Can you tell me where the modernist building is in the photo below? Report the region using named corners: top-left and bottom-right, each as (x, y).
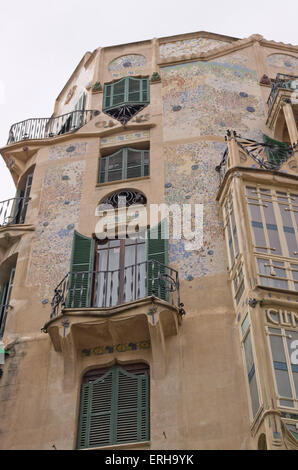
top-left (0, 30), bottom-right (298, 450)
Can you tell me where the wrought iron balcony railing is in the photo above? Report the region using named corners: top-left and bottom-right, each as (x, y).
top-left (267, 73), bottom-right (298, 111)
top-left (216, 131), bottom-right (293, 184)
top-left (7, 109), bottom-right (97, 144)
top-left (50, 260), bottom-right (182, 319)
top-left (0, 196), bottom-right (31, 227)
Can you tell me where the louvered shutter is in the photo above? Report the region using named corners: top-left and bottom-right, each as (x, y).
top-left (116, 367), bottom-right (150, 444)
top-left (0, 269), bottom-right (15, 338)
top-left (67, 231), bottom-right (94, 308)
top-left (78, 369), bottom-right (113, 449)
top-left (78, 365), bottom-right (149, 449)
top-left (128, 78), bottom-right (142, 103)
top-left (103, 84), bottom-right (112, 109)
top-left (111, 78), bottom-right (126, 107)
top-left (141, 78), bottom-right (149, 103)
top-left (263, 134), bottom-right (290, 166)
top-left (147, 221), bottom-right (168, 301)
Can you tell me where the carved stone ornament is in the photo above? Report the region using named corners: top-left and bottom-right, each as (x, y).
top-left (64, 85), bottom-right (77, 105)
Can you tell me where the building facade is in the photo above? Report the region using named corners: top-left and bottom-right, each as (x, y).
top-left (0, 31), bottom-right (298, 450)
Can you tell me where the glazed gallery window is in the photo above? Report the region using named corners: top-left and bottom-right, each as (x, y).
top-left (246, 187), bottom-right (298, 259)
top-left (98, 148), bottom-right (149, 184)
top-left (241, 314), bottom-right (261, 419)
top-left (256, 258), bottom-right (298, 291)
top-left (77, 364), bottom-right (150, 449)
top-left (223, 191), bottom-right (239, 269)
top-left (267, 327), bottom-right (298, 409)
top-left (103, 77), bottom-right (150, 111)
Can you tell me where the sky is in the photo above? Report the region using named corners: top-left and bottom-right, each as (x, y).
top-left (0, 0), bottom-right (297, 201)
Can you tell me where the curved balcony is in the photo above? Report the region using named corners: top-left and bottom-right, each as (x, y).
top-left (7, 109), bottom-right (98, 144)
top-left (0, 196), bottom-right (31, 227)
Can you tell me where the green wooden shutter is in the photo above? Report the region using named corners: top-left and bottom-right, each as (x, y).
top-left (128, 77), bottom-right (142, 103)
top-left (77, 365), bottom-right (149, 449)
top-left (111, 78), bottom-right (126, 107)
top-left (147, 221), bottom-right (168, 301)
top-left (67, 231), bottom-right (94, 308)
top-left (263, 134), bottom-right (290, 167)
top-left (141, 78), bottom-right (150, 103)
top-left (103, 84), bottom-right (112, 109)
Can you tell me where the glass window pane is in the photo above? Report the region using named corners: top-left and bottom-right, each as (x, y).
top-left (241, 314), bottom-right (250, 337)
top-left (269, 334), bottom-right (287, 363)
top-left (243, 332), bottom-right (254, 376)
top-left (249, 371), bottom-right (260, 417)
top-left (275, 369), bottom-right (293, 398)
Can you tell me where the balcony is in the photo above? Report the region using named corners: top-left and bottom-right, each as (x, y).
top-left (7, 109), bottom-right (97, 144)
top-left (267, 74), bottom-right (298, 112)
top-left (216, 130), bottom-right (295, 185)
top-left (43, 260), bottom-right (184, 376)
top-left (0, 196), bottom-right (31, 227)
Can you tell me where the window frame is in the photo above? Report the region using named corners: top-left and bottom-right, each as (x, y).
top-left (103, 77), bottom-right (150, 111)
top-left (98, 147), bottom-right (150, 185)
top-left (240, 312), bottom-right (262, 421)
top-left (267, 325), bottom-right (298, 410)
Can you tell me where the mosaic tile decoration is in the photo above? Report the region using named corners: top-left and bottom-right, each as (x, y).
top-left (164, 141), bottom-right (228, 280)
top-left (27, 160), bottom-right (85, 299)
top-left (101, 131), bottom-right (150, 147)
top-left (108, 54), bottom-right (147, 78)
top-left (159, 38), bottom-right (230, 60)
top-left (161, 53), bottom-right (266, 142)
top-left (49, 142), bottom-right (88, 161)
top-left (267, 54), bottom-right (298, 71)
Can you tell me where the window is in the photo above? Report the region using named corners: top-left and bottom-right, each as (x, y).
top-left (98, 148), bottom-right (149, 184)
top-left (0, 267), bottom-right (15, 338)
top-left (246, 187), bottom-right (298, 259)
top-left (241, 314), bottom-right (261, 419)
top-left (103, 77), bottom-right (150, 124)
top-left (268, 327), bottom-right (298, 409)
top-left (233, 262), bottom-right (245, 305)
top-left (77, 364), bottom-right (150, 449)
top-left (256, 258), bottom-right (298, 291)
top-left (67, 222), bottom-right (169, 309)
top-left (223, 192), bottom-right (239, 269)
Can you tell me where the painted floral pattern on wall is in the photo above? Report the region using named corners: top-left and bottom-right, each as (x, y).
top-left (159, 38), bottom-right (230, 60)
top-left (164, 141), bottom-right (228, 280)
top-left (161, 53), bottom-right (266, 142)
top-left (267, 54), bottom-right (298, 72)
top-left (28, 160), bottom-right (85, 299)
top-left (108, 54), bottom-right (147, 78)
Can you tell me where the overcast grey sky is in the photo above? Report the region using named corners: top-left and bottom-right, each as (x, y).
top-left (0, 0), bottom-right (297, 201)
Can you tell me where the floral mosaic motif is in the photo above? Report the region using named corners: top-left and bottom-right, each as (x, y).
top-left (164, 141), bottom-right (228, 280)
top-left (159, 38), bottom-right (230, 60)
top-left (108, 54), bottom-right (147, 78)
top-left (267, 54), bottom-right (298, 71)
top-left (27, 160), bottom-right (85, 299)
top-left (161, 54), bottom-right (266, 142)
top-left (101, 130), bottom-right (149, 147)
top-left (49, 142), bottom-right (88, 161)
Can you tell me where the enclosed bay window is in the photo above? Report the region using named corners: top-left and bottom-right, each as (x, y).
top-left (241, 313), bottom-right (261, 419)
top-left (246, 186), bottom-right (298, 259)
top-left (77, 364), bottom-right (150, 449)
top-left (98, 148), bottom-right (149, 184)
top-left (223, 191), bottom-right (239, 269)
top-left (267, 326), bottom-right (298, 409)
top-left (256, 258), bottom-right (298, 291)
top-left (103, 77), bottom-right (150, 124)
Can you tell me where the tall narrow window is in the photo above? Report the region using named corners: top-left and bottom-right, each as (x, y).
top-left (77, 364), bottom-right (150, 449)
top-left (98, 148), bottom-right (150, 184)
top-left (0, 267), bottom-right (15, 338)
top-left (241, 314), bottom-right (261, 419)
top-left (268, 327), bottom-right (298, 409)
top-left (223, 192), bottom-right (239, 269)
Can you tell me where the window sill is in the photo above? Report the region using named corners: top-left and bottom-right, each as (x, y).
top-left (96, 175), bottom-right (150, 188)
top-left (81, 441), bottom-right (151, 451)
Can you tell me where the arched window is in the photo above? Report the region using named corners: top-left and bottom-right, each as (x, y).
top-left (103, 77), bottom-right (150, 124)
top-left (98, 147), bottom-right (149, 184)
top-left (77, 363), bottom-right (150, 449)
